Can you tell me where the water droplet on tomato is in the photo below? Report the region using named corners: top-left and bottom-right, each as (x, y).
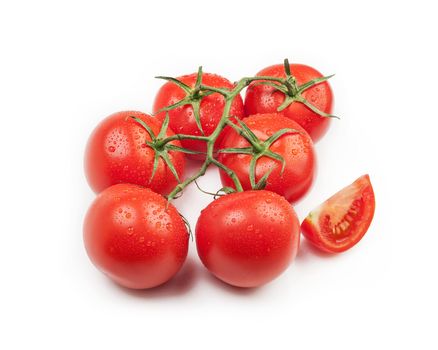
top-left (231, 218), bottom-right (236, 223)
top-left (125, 213), bottom-right (131, 219)
top-left (166, 223), bottom-right (172, 230)
top-left (155, 222), bottom-right (161, 229)
top-left (108, 146), bottom-right (116, 152)
top-left (141, 143), bottom-right (147, 148)
top-left (127, 227), bottom-right (134, 235)
top-left (247, 224), bottom-right (254, 231)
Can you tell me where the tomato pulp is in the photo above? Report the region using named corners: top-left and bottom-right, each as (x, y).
top-left (301, 175), bottom-right (375, 253)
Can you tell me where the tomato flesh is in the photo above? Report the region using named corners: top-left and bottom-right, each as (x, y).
top-left (301, 175), bottom-right (375, 253)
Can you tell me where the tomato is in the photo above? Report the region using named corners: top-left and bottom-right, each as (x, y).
top-left (301, 175), bottom-right (375, 253)
top-left (153, 72), bottom-right (244, 160)
top-left (196, 190), bottom-right (300, 288)
top-left (83, 184), bottom-right (189, 289)
top-left (244, 63), bottom-right (334, 142)
top-left (218, 113), bottom-right (316, 204)
top-left (84, 111), bottom-right (185, 195)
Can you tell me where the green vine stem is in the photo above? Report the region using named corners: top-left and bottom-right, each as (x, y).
top-left (133, 59), bottom-right (336, 201)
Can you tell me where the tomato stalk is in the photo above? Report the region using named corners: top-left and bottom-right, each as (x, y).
top-left (133, 59), bottom-right (336, 201)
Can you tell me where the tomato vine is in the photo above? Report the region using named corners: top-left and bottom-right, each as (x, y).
top-left (131, 59), bottom-right (336, 201)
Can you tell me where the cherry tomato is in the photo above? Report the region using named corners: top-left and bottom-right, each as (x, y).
top-left (196, 190), bottom-right (300, 288)
top-left (153, 72), bottom-right (244, 160)
top-left (84, 111), bottom-right (185, 196)
top-left (218, 113), bottom-right (316, 204)
top-left (245, 63), bottom-right (333, 142)
top-left (301, 175), bottom-right (375, 253)
top-left (83, 184), bottom-right (189, 289)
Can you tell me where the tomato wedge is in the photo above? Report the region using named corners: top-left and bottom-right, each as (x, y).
top-left (301, 175), bottom-right (375, 253)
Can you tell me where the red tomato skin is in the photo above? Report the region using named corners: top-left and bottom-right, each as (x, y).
top-left (83, 184), bottom-right (189, 289)
top-left (245, 64), bottom-right (333, 142)
top-left (218, 113), bottom-right (316, 204)
top-left (301, 175), bottom-right (375, 253)
top-left (153, 73), bottom-right (244, 160)
top-left (196, 190), bottom-right (300, 288)
top-left (84, 111), bottom-right (185, 195)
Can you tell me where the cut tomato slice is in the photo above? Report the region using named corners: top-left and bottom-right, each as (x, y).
top-left (301, 174), bottom-right (375, 253)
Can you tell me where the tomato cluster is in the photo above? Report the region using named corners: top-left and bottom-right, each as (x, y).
top-left (83, 60), bottom-right (375, 290)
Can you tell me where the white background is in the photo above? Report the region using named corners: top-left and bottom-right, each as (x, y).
top-left (1, 0), bottom-right (437, 349)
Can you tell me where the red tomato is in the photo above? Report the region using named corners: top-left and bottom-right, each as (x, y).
top-left (153, 72), bottom-right (244, 160)
top-left (84, 111), bottom-right (185, 195)
top-left (196, 190), bottom-right (300, 288)
top-left (218, 113), bottom-right (316, 204)
top-left (301, 175), bottom-right (375, 253)
top-left (83, 184), bottom-right (189, 289)
top-left (245, 63), bottom-right (334, 142)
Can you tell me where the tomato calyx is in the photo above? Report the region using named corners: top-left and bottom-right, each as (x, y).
top-left (218, 118), bottom-right (301, 189)
top-left (253, 59), bottom-right (338, 119)
top-left (154, 66), bottom-right (219, 135)
top-left (131, 113), bottom-right (201, 186)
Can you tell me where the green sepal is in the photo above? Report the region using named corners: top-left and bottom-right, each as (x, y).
top-left (295, 96), bottom-right (339, 119)
top-left (153, 98), bottom-right (189, 115)
top-left (264, 127), bottom-right (301, 147)
top-left (264, 150), bottom-right (286, 175)
top-left (297, 74), bottom-right (335, 93)
top-left (130, 116), bottom-right (156, 141)
top-left (157, 112), bottom-right (170, 140)
top-left (254, 168), bottom-right (274, 190)
top-left (160, 151), bottom-right (181, 183)
top-left (236, 119), bottom-right (258, 143)
top-left (191, 99), bottom-right (205, 135)
top-left (249, 154), bottom-right (262, 188)
top-left (277, 95), bottom-right (295, 112)
top-left (155, 76), bottom-right (191, 93)
top-left (251, 81), bottom-right (288, 94)
top-left (149, 152), bottom-right (160, 184)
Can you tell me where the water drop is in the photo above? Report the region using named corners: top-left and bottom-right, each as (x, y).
top-left (108, 146), bottom-right (116, 153)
